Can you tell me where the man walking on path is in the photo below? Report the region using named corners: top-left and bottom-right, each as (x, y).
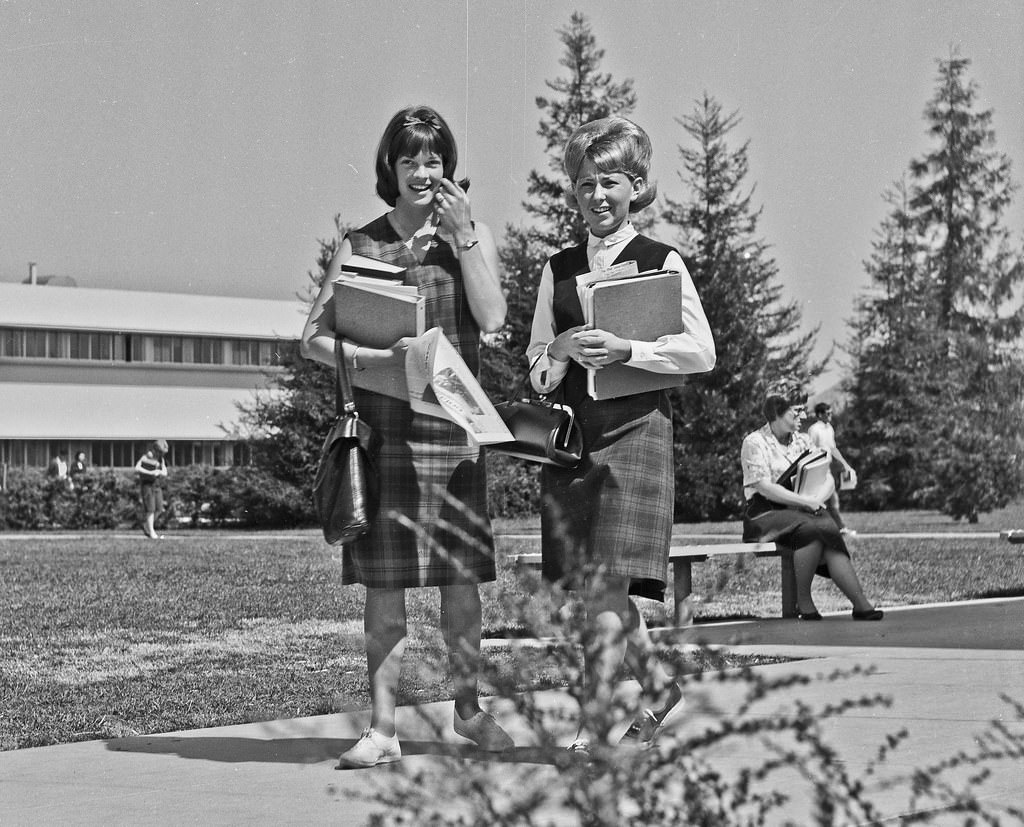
top-left (808, 402), bottom-right (856, 537)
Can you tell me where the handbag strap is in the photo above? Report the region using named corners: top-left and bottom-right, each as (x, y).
top-left (508, 352), bottom-right (547, 402)
top-left (334, 338), bottom-right (357, 416)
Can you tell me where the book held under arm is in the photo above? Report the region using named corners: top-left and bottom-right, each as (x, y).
top-left (777, 448), bottom-right (833, 496)
top-left (405, 327), bottom-right (514, 444)
top-left (580, 269), bottom-right (686, 400)
top-left (333, 276), bottom-right (425, 400)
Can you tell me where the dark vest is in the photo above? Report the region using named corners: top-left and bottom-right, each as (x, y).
top-left (550, 235), bottom-right (677, 406)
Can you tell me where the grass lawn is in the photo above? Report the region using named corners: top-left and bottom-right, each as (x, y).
top-left (2, 501), bottom-right (1023, 750)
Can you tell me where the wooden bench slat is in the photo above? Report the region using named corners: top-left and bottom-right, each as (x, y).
top-left (503, 539), bottom-right (795, 626)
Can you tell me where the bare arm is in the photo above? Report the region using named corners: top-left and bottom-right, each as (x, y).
top-left (434, 178), bottom-right (506, 333)
top-left (752, 474), bottom-right (835, 513)
top-left (300, 236), bottom-right (409, 373)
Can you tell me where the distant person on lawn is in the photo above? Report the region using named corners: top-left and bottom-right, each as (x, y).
top-left (807, 402), bottom-right (856, 537)
top-left (741, 392), bottom-right (882, 621)
top-left (69, 451), bottom-right (88, 480)
top-left (135, 440), bottom-right (168, 540)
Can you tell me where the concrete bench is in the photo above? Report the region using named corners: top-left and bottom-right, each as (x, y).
top-left (507, 540), bottom-right (796, 626)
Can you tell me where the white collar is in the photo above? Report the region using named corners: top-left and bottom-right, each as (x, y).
top-left (587, 223), bottom-right (636, 253)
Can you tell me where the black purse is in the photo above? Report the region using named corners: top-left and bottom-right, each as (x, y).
top-left (490, 355), bottom-right (583, 468)
top-left (313, 339), bottom-right (380, 545)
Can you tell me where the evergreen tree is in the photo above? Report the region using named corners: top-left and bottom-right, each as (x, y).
top-left (237, 220), bottom-right (341, 494)
top-left (663, 95), bottom-right (821, 521)
top-left (844, 54), bottom-right (1024, 519)
top-left (482, 12), bottom-right (638, 397)
top-left (843, 181), bottom-right (948, 509)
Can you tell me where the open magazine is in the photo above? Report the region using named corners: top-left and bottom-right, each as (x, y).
top-left (405, 327), bottom-right (514, 444)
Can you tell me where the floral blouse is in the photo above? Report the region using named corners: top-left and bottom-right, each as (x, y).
top-left (740, 424), bottom-right (814, 500)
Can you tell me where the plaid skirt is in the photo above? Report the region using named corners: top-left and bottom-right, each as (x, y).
top-left (340, 389), bottom-right (495, 588)
top-left (541, 391), bottom-right (673, 601)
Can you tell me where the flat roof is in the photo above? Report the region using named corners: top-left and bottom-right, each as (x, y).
top-left (4, 383), bottom-right (281, 440)
top-left (0, 282), bottom-right (306, 339)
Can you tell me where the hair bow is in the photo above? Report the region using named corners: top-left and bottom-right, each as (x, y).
top-left (403, 113), bottom-right (440, 130)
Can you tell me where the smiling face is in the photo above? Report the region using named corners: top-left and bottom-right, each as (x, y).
top-left (393, 150), bottom-right (443, 208)
top-left (572, 158), bottom-right (641, 238)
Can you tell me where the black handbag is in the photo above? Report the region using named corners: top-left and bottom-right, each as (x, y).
top-left (313, 339), bottom-right (380, 545)
top-left (490, 355), bottom-right (583, 468)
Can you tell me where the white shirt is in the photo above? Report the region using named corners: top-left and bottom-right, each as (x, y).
top-left (807, 420), bottom-right (837, 457)
top-left (527, 224), bottom-right (716, 394)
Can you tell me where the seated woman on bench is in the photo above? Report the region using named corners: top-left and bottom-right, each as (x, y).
top-left (740, 391), bottom-right (883, 621)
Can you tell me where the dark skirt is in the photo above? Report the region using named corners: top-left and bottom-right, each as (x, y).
top-left (340, 389), bottom-right (495, 589)
top-left (742, 493), bottom-right (849, 578)
top-left (540, 391), bottom-right (672, 602)
top-left (139, 482), bottom-right (163, 514)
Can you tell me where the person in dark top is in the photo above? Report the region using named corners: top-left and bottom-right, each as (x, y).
top-left (527, 116), bottom-right (716, 754)
top-left (134, 439), bottom-right (168, 540)
top-left (69, 451), bottom-right (88, 479)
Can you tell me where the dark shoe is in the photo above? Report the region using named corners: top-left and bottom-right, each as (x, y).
top-left (620, 684), bottom-right (686, 744)
top-left (454, 710), bottom-right (514, 751)
top-left (852, 608), bottom-right (884, 621)
top-left (797, 610), bottom-right (823, 621)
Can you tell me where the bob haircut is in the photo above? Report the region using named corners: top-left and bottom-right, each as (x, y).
top-left (762, 392), bottom-right (808, 423)
top-left (562, 116), bottom-right (658, 213)
top-left (374, 105), bottom-right (459, 207)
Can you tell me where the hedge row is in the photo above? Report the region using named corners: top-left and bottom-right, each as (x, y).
top-left (0, 457), bottom-right (541, 531)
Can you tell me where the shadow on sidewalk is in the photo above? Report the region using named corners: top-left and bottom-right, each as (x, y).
top-left (105, 735), bottom-right (564, 767)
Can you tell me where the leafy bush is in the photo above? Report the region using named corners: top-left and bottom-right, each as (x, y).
top-left (0, 465), bottom-right (313, 531)
top-left (486, 453), bottom-right (541, 518)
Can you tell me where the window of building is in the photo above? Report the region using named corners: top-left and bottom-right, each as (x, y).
top-left (2, 327), bottom-right (283, 367)
top-left (1, 440), bottom-right (252, 469)
top-left (0, 328), bottom-right (125, 362)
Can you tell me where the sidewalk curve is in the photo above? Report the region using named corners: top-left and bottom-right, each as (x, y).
top-left (2, 599), bottom-right (1022, 825)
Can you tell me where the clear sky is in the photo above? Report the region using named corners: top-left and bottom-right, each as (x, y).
top-left (3, 1), bottom-right (1022, 391)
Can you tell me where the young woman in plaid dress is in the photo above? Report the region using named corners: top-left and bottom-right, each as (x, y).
top-left (302, 106), bottom-right (512, 767)
top-left (527, 117), bottom-right (716, 753)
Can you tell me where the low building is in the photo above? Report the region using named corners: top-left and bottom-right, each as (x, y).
top-left (1, 280), bottom-right (306, 469)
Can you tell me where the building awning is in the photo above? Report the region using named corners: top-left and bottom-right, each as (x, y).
top-left (2, 383), bottom-right (283, 440)
top-left (0, 282), bottom-right (306, 339)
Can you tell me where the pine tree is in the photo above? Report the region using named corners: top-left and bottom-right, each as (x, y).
top-left (236, 220), bottom-right (341, 493)
top-left (662, 95), bottom-right (821, 521)
top-left (843, 180), bottom-right (946, 509)
top-left (482, 12), bottom-right (638, 397)
top-left (844, 54), bottom-right (1024, 519)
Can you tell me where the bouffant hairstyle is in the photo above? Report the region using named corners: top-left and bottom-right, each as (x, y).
top-left (763, 392), bottom-right (808, 423)
top-left (562, 116), bottom-right (658, 213)
top-left (374, 106), bottom-right (460, 207)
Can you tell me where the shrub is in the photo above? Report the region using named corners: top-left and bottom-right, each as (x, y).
top-left (486, 453), bottom-right (541, 518)
top-left (0, 465), bottom-right (313, 531)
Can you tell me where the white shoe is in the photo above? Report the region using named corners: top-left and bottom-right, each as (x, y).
top-left (454, 710), bottom-right (514, 751)
top-left (336, 727), bottom-right (401, 769)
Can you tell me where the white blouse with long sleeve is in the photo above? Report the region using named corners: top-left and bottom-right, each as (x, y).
top-left (527, 224), bottom-right (716, 394)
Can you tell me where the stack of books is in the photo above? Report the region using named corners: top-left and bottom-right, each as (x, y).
top-left (333, 255), bottom-right (424, 399)
top-left (577, 265), bottom-right (686, 400)
top-left (777, 449), bottom-right (832, 495)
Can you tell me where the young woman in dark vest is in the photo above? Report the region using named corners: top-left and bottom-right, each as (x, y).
top-left (527, 116), bottom-right (716, 755)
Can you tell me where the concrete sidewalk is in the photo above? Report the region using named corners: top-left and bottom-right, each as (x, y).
top-left (3, 598), bottom-right (1023, 825)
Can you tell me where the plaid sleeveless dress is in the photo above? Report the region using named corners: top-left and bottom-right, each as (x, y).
top-left (540, 236), bottom-right (676, 601)
top-left (338, 215), bottom-right (494, 588)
